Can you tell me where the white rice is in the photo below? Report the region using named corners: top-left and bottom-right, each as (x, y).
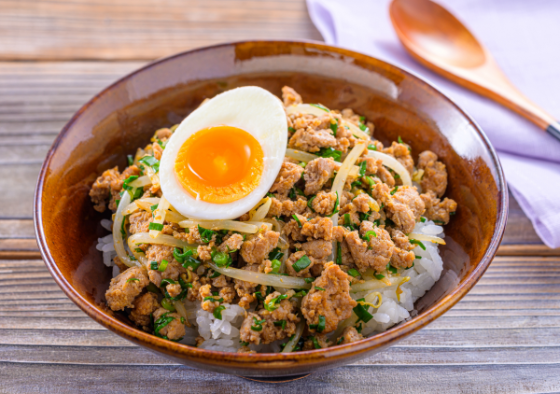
top-left (96, 218), bottom-right (445, 353)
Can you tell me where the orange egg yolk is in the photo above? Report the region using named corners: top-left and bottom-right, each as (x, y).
top-left (174, 125), bottom-right (264, 204)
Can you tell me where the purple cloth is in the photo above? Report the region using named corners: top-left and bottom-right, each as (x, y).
top-left (307, 0), bottom-right (560, 247)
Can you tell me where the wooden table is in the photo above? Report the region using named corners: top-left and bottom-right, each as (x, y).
top-left (1, 1), bottom-right (559, 392)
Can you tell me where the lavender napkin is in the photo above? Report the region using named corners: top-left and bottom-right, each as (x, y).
top-left (307, 0), bottom-right (560, 248)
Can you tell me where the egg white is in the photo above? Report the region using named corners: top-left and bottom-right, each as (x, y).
top-left (160, 86), bottom-right (287, 220)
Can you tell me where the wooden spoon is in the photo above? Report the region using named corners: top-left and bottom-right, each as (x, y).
top-left (389, 0), bottom-right (560, 141)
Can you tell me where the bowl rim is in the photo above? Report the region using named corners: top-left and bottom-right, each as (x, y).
top-left (34, 39), bottom-right (508, 369)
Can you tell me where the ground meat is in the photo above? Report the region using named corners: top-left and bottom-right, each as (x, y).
top-left (282, 86), bottom-right (303, 106)
top-left (345, 222), bottom-right (394, 273)
top-left (269, 162), bottom-right (304, 195)
top-left (105, 266), bottom-right (149, 311)
top-left (174, 226), bottom-right (208, 244)
top-left (392, 186), bottom-right (425, 220)
top-left (220, 285), bottom-right (236, 304)
top-left (377, 166), bottom-right (395, 188)
top-left (298, 240), bottom-right (332, 261)
top-left (418, 150), bottom-right (448, 197)
top-left (282, 215), bottom-right (307, 242)
top-left (234, 264), bottom-right (263, 309)
top-left (267, 195), bottom-right (309, 218)
top-left (383, 142), bottom-right (414, 175)
top-left (421, 191), bottom-right (457, 224)
top-left (356, 157), bottom-right (381, 175)
top-left (128, 211), bottom-right (151, 234)
top-left (310, 191), bottom-right (337, 216)
top-left (289, 125), bottom-right (337, 153)
top-left (390, 229), bottom-right (415, 269)
top-left (153, 308), bottom-right (185, 340)
top-left (89, 167), bottom-right (121, 212)
top-left (129, 292), bottom-right (159, 331)
top-left (240, 227), bottom-right (280, 264)
top-left (155, 128), bottom-right (172, 140)
top-left (370, 182), bottom-right (392, 206)
top-left (196, 245), bottom-right (212, 261)
top-left (146, 246), bottom-right (185, 286)
top-left (332, 226), bottom-right (348, 243)
top-left (386, 186), bottom-right (425, 234)
top-left (199, 284), bottom-right (220, 312)
top-left (337, 326), bottom-right (363, 345)
top-left (166, 283), bottom-right (182, 298)
top-left (352, 193), bottom-right (376, 213)
top-left (303, 334), bottom-right (330, 350)
top-left (338, 203), bottom-right (360, 228)
top-left (218, 233), bottom-right (244, 253)
top-left (301, 217), bottom-right (334, 240)
top-left (303, 157), bottom-right (337, 195)
top-left (152, 143), bottom-right (163, 161)
top-left (239, 291), bottom-right (299, 345)
top-left (339, 240), bottom-right (355, 267)
top-left (285, 250), bottom-right (320, 278)
top-left (301, 262), bottom-right (356, 333)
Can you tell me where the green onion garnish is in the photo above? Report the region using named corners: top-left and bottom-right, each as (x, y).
top-left (362, 230), bottom-right (377, 242)
top-left (359, 160), bottom-right (367, 177)
top-left (353, 300), bottom-right (373, 323)
top-left (316, 315), bottom-right (326, 332)
top-left (161, 298), bottom-right (176, 312)
top-left (348, 268), bottom-right (360, 278)
top-left (336, 242), bottom-right (342, 265)
top-left (173, 248), bottom-right (201, 270)
top-left (197, 225), bottom-right (215, 243)
top-left (274, 320), bottom-right (287, 330)
top-left (420, 216), bottom-right (427, 223)
top-left (374, 273), bottom-right (385, 280)
top-left (150, 261), bottom-right (158, 270)
top-left (386, 263), bottom-right (398, 274)
top-left (318, 147), bottom-right (342, 161)
top-left (292, 255), bottom-right (312, 273)
top-left (268, 247), bottom-right (284, 261)
top-left (390, 186), bottom-right (399, 195)
top-left (410, 239), bottom-right (426, 250)
top-left (149, 222), bottom-right (164, 231)
top-left (158, 259), bottom-right (169, 272)
top-left (304, 277), bottom-right (315, 284)
top-left (270, 259), bottom-right (282, 273)
top-left (367, 144), bottom-right (377, 151)
top-left (326, 191), bottom-right (339, 217)
top-left (292, 214), bottom-right (303, 228)
top-left (126, 278), bottom-right (140, 283)
top-left (310, 336), bottom-right (321, 349)
top-left (213, 305), bottom-right (226, 320)
top-left (211, 249), bottom-right (231, 267)
top-left (307, 195), bottom-right (317, 212)
top-left (315, 286), bottom-right (325, 291)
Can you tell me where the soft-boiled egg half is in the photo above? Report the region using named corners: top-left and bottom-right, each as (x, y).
top-left (160, 86), bottom-right (287, 220)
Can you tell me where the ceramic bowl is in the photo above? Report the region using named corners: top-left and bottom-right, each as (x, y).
top-left (34, 40), bottom-right (508, 379)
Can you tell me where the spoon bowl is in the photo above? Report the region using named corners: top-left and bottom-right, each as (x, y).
top-left (390, 0), bottom-right (560, 140)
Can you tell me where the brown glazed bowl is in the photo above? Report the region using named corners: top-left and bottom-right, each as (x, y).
top-left (34, 40), bottom-right (507, 379)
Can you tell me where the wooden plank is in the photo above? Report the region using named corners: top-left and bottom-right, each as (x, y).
top-left (0, 362), bottom-right (559, 394)
top-left (0, 0), bottom-right (322, 61)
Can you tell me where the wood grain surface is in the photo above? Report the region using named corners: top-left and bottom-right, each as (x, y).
top-left (1, 1), bottom-right (559, 392)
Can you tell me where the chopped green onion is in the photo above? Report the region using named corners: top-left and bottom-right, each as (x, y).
top-left (289, 187), bottom-right (296, 199)
top-left (146, 282), bottom-right (160, 293)
top-left (386, 264), bottom-right (398, 274)
top-left (160, 278), bottom-right (176, 287)
top-left (270, 259), bottom-right (282, 273)
top-left (307, 195), bottom-right (317, 212)
top-left (326, 191), bottom-right (340, 217)
top-left (122, 175), bottom-right (138, 191)
top-left (348, 268), bottom-right (360, 278)
top-left (161, 298), bottom-right (176, 311)
top-left (310, 336), bottom-right (321, 349)
top-left (265, 294), bottom-right (288, 311)
top-left (367, 144), bottom-right (377, 151)
top-left (415, 255), bottom-right (422, 259)
top-left (173, 248), bottom-right (201, 270)
top-left (318, 147), bottom-right (342, 161)
top-left (390, 186), bottom-right (399, 195)
top-left (211, 249), bottom-right (231, 267)
top-left (127, 155), bottom-right (134, 166)
top-left (359, 161), bottom-right (367, 177)
top-left (274, 320), bottom-right (287, 330)
top-left (292, 214), bottom-right (303, 228)
top-left (336, 242), bottom-right (342, 265)
top-left (150, 204), bottom-right (158, 212)
top-left (374, 273), bottom-right (385, 280)
top-left (304, 277), bottom-right (315, 284)
top-left (158, 259), bottom-right (169, 272)
top-left (240, 341), bottom-right (250, 346)
top-left (316, 315), bottom-right (326, 332)
top-left (410, 239), bottom-right (426, 250)
top-left (154, 312), bottom-right (175, 337)
top-left (268, 247), bottom-right (284, 261)
top-left (197, 225), bottom-right (215, 243)
top-left (139, 155), bottom-right (160, 173)
top-left (251, 316), bottom-right (266, 331)
top-left (288, 126), bottom-right (295, 133)
top-left (292, 289), bottom-right (308, 298)
top-left (213, 305), bottom-right (226, 320)
top-left (150, 261), bottom-right (158, 270)
top-left (398, 136), bottom-right (404, 144)
top-left (126, 278), bottom-right (140, 283)
top-left (292, 255), bottom-right (312, 273)
top-left (362, 230), bottom-right (377, 242)
top-left (330, 119), bottom-right (338, 137)
top-left (266, 192), bottom-right (275, 198)
top-left (135, 248), bottom-right (144, 253)
top-left (149, 222), bottom-right (164, 231)
top-left (180, 317), bottom-right (186, 324)
top-left (315, 286), bottom-right (325, 291)
top-left (420, 216), bottom-right (427, 223)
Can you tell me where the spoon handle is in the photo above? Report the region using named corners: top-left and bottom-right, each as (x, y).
top-left (439, 59), bottom-right (560, 143)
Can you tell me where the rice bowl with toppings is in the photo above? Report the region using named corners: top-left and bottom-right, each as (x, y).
top-left (90, 85), bottom-right (458, 354)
